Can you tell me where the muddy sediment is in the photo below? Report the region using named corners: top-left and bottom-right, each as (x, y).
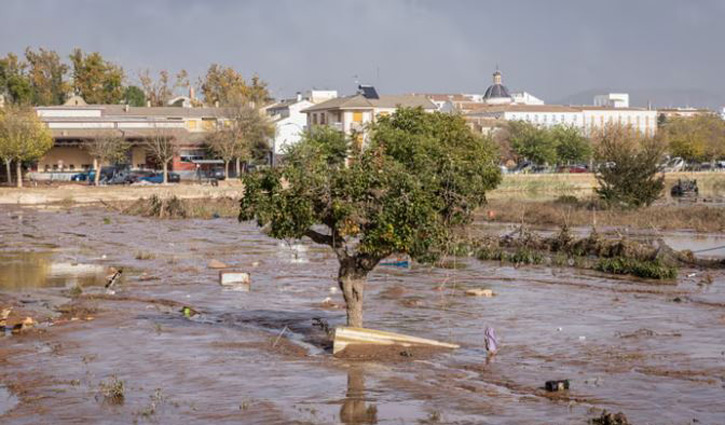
top-left (0, 206), bottom-right (724, 424)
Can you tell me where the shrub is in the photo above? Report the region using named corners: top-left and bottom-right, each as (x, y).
top-left (594, 124), bottom-right (665, 208)
top-left (595, 257), bottom-right (678, 280)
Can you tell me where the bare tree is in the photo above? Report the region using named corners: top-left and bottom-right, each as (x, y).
top-left (206, 105), bottom-right (273, 177)
top-left (138, 69), bottom-right (189, 107)
top-left (144, 127), bottom-right (179, 184)
top-left (83, 131), bottom-right (129, 186)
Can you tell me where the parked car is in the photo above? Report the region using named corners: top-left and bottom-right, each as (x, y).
top-left (511, 161), bottom-right (533, 174)
top-left (560, 164), bottom-right (588, 173)
top-left (138, 172), bottom-right (181, 184)
top-left (70, 171), bottom-right (90, 181)
top-left (203, 167), bottom-right (226, 180)
top-left (125, 169), bottom-right (155, 183)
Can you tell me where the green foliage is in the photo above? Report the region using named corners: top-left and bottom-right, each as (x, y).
top-left (25, 47), bottom-right (69, 105)
top-left (594, 124), bottom-right (665, 209)
top-left (240, 107), bottom-right (501, 269)
top-left (552, 125), bottom-right (591, 164)
top-left (124, 85), bottom-right (146, 107)
top-left (508, 121), bottom-right (558, 165)
top-left (659, 114), bottom-right (725, 162)
top-left (595, 257), bottom-right (678, 280)
top-left (201, 64), bottom-right (272, 107)
top-left (69, 48), bottom-right (125, 104)
top-left (0, 53), bottom-right (32, 105)
top-left (0, 105), bottom-right (53, 162)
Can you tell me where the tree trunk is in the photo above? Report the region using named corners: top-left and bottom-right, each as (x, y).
top-left (224, 160), bottom-right (230, 179)
top-left (4, 159), bottom-right (11, 186)
top-left (15, 161), bottom-right (23, 188)
top-left (93, 158), bottom-right (101, 186)
top-left (338, 266), bottom-right (367, 328)
top-left (163, 161), bottom-right (169, 184)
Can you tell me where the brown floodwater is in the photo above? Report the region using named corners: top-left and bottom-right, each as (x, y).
top-left (1, 206), bottom-right (724, 424)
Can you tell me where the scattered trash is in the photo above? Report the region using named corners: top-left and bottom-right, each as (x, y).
top-left (312, 317), bottom-right (331, 336)
top-left (545, 379), bottom-right (570, 392)
top-left (105, 269), bottom-right (123, 289)
top-left (11, 317), bottom-right (36, 335)
top-left (590, 409), bottom-right (631, 425)
top-left (687, 272), bottom-right (697, 278)
top-left (579, 336), bottom-right (587, 341)
top-left (272, 326), bottom-right (289, 348)
top-left (484, 327), bottom-right (498, 356)
top-left (670, 179), bottom-right (698, 198)
top-left (0, 307), bottom-right (12, 328)
top-left (219, 271), bottom-right (250, 291)
top-left (180, 306), bottom-right (199, 318)
top-left (380, 260), bottom-right (410, 268)
top-left (332, 326), bottom-right (459, 355)
top-left (465, 288), bottom-right (494, 297)
top-left (557, 327), bottom-right (563, 332)
top-left (251, 261), bottom-right (260, 268)
top-left (208, 259), bottom-right (229, 269)
top-left (329, 286), bottom-right (339, 294)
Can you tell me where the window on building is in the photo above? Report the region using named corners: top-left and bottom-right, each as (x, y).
top-left (312, 114), bottom-right (317, 125)
top-left (353, 111), bottom-right (363, 123)
top-left (320, 113), bottom-right (326, 125)
top-left (561, 115), bottom-right (565, 122)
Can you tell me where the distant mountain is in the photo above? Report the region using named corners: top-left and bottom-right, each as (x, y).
top-left (555, 89), bottom-right (725, 110)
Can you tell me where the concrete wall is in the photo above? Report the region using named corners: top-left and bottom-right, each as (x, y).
top-left (38, 147), bottom-right (94, 172)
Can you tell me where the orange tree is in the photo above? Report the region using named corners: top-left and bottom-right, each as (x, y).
top-left (239, 108), bottom-right (501, 327)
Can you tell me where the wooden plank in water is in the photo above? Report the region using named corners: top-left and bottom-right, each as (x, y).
top-left (333, 326), bottom-right (459, 355)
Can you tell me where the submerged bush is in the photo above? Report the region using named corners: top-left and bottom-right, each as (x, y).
top-left (595, 257), bottom-right (678, 280)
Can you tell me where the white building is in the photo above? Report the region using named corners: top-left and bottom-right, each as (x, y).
top-left (594, 93), bottom-right (630, 108)
top-left (303, 85), bottom-right (437, 146)
top-left (266, 90), bottom-right (339, 158)
top-left (466, 104), bottom-right (658, 137)
top-left (511, 91), bottom-right (545, 106)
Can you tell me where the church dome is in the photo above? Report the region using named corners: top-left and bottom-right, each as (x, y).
top-left (483, 70), bottom-right (513, 105)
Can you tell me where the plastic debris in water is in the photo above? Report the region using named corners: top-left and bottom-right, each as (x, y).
top-left (484, 327), bottom-right (498, 355)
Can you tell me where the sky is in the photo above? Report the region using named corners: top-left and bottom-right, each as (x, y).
top-left (1, 0), bottom-right (723, 104)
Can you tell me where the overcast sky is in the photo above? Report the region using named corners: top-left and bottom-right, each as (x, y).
top-left (1, 0), bottom-right (723, 103)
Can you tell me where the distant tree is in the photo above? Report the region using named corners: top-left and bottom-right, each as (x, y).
top-left (239, 108), bottom-right (501, 327)
top-left (0, 53), bottom-right (33, 105)
top-left (83, 132), bottom-right (129, 186)
top-left (659, 114), bottom-right (725, 163)
top-left (139, 69), bottom-right (189, 107)
top-left (207, 105), bottom-right (274, 176)
top-left (143, 127), bottom-right (178, 184)
top-left (200, 64), bottom-right (271, 107)
top-left (69, 48), bottom-right (125, 104)
top-left (123, 85), bottom-right (146, 107)
top-left (0, 106), bottom-right (53, 187)
top-left (594, 124), bottom-right (665, 209)
top-left (24, 47), bottom-right (69, 105)
top-left (552, 125), bottom-right (591, 164)
top-left (508, 121), bottom-right (558, 165)
top-left (247, 75), bottom-right (273, 107)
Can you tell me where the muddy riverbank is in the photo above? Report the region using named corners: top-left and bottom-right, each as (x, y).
top-left (1, 206), bottom-right (724, 424)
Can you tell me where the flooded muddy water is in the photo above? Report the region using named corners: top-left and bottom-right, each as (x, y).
top-left (0, 251), bottom-right (109, 290)
top-left (1, 206), bottom-right (724, 424)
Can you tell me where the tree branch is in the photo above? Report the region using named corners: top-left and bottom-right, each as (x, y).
top-left (304, 229), bottom-right (334, 246)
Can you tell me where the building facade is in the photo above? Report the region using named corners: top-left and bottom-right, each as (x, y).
top-left (33, 103), bottom-right (230, 178)
top-left (302, 86), bottom-right (437, 146)
top-left (266, 90), bottom-right (338, 157)
top-left (466, 104), bottom-right (658, 137)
